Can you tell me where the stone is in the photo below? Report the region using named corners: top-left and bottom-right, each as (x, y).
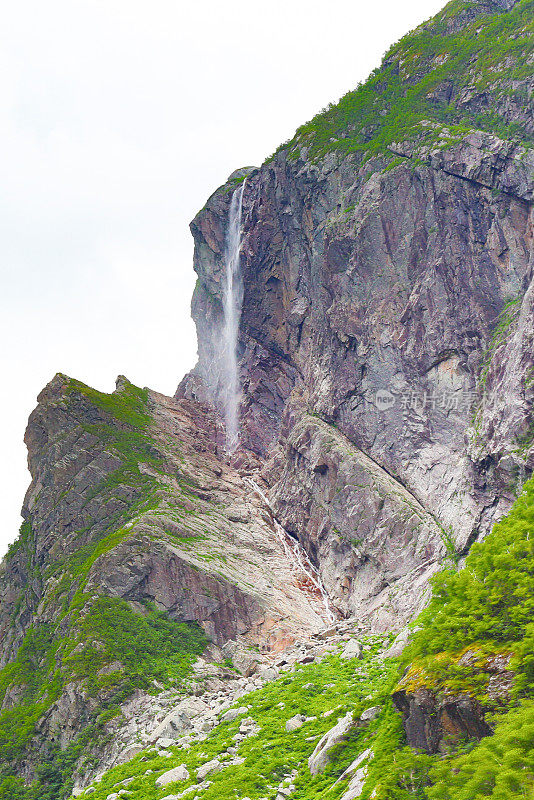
top-left (359, 706), bottom-right (381, 722)
top-left (330, 748), bottom-right (374, 799)
top-left (341, 641), bottom-right (362, 660)
top-left (220, 706), bottom-right (248, 723)
top-left (196, 759), bottom-right (222, 780)
top-left (317, 627), bottom-right (336, 640)
top-left (340, 767), bottom-right (369, 800)
top-left (257, 665), bottom-right (279, 681)
top-left (308, 712), bottom-right (355, 775)
top-left (383, 628), bottom-right (411, 659)
top-left (346, 749), bottom-right (373, 779)
top-left (392, 686), bottom-right (492, 753)
top-left (157, 737), bottom-right (177, 749)
top-left (285, 714), bottom-right (305, 732)
top-left (221, 641), bottom-right (260, 677)
top-left (155, 765), bottom-right (190, 787)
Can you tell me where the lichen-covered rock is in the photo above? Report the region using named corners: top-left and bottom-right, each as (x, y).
top-left (392, 686), bottom-right (493, 754)
top-left (392, 649), bottom-right (514, 752)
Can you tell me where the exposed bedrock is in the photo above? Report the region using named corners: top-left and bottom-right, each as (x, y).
top-left (181, 131), bottom-right (533, 622)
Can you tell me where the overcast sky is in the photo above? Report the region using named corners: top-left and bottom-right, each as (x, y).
top-left (0, 0), bottom-right (445, 556)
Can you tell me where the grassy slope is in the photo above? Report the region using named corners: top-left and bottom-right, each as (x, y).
top-left (276, 0), bottom-right (533, 163)
top-left (68, 636), bottom-right (402, 800)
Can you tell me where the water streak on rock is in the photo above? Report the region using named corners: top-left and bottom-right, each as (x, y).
top-left (245, 477), bottom-right (336, 622)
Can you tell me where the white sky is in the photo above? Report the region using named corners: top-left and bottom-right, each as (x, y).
top-left (0, 0), bottom-right (445, 556)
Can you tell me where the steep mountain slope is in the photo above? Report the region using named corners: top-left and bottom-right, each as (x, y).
top-left (0, 376), bottom-right (329, 795)
top-left (59, 453), bottom-right (534, 800)
top-left (0, 0), bottom-right (532, 798)
top-left (181, 0), bottom-right (533, 625)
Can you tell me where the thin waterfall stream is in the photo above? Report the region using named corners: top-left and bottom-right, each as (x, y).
top-left (244, 477), bottom-right (336, 623)
top-left (222, 182), bottom-right (246, 453)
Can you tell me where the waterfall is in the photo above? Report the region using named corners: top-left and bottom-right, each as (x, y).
top-left (222, 182), bottom-right (246, 453)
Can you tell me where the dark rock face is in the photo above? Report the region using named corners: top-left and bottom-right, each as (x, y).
top-left (392, 688), bottom-right (493, 754)
top-left (392, 649), bottom-right (514, 753)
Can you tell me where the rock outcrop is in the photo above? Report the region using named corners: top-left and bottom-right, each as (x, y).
top-left (392, 648), bottom-right (515, 753)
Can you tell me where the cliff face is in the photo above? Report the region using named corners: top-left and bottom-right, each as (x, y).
top-left (0, 0), bottom-right (532, 797)
top-left (181, 0), bottom-right (533, 628)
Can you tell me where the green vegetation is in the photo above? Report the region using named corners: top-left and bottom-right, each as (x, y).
top-left (64, 378), bottom-right (151, 429)
top-left (68, 473), bottom-right (534, 800)
top-left (429, 701), bottom-right (534, 800)
top-left (0, 378), bottom-right (208, 799)
top-left (65, 597), bottom-right (207, 692)
top-left (405, 476), bottom-right (534, 660)
top-left (392, 475), bottom-right (534, 798)
top-left (68, 637), bottom-right (402, 800)
top-left (0, 598), bottom-right (206, 799)
top-left (275, 0), bottom-right (533, 163)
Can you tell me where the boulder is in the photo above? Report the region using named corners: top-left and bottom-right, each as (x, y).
top-left (392, 687), bottom-right (492, 753)
top-left (157, 737), bottom-right (177, 749)
top-left (383, 627), bottom-right (411, 659)
top-left (359, 706), bottom-right (381, 722)
top-left (285, 714), bottom-right (305, 732)
top-left (155, 765), bottom-right (190, 788)
top-left (335, 748), bottom-right (373, 786)
top-left (221, 641), bottom-right (259, 677)
top-left (220, 706), bottom-right (248, 723)
top-left (258, 665), bottom-right (279, 681)
top-left (117, 744), bottom-right (144, 764)
top-left (197, 759), bottom-right (221, 780)
top-left (341, 640), bottom-right (362, 660)
top-left (308, 712), bottom-right (355, 774)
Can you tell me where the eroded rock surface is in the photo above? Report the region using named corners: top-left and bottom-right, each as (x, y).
top-left (180, 50), bottom-right (533, 627)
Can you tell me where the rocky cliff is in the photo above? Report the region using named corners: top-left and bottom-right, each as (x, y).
top-left (180, 0), bottom-right (533, 628)
top-left (0, 0), bottom-right (532, 798)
